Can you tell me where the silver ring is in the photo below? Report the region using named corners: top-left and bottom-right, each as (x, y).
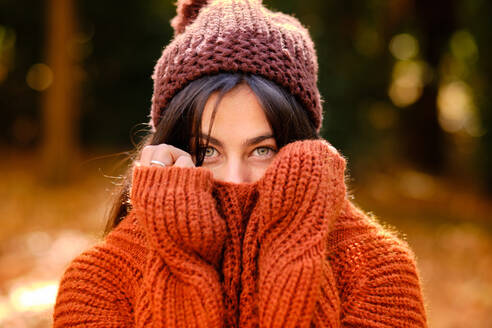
top-left (150, 160), bottom-right (166, 167)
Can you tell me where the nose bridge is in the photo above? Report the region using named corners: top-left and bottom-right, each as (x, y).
top-left (225, 156), bottom-right (249, 183)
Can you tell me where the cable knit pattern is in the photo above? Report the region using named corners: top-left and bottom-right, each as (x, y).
top-left (244, 140), bottom-right (346, 328)
top-left (214, 181), bottom-right (258, 327)
top-left (130, 166), bottom-right (227, 327)
top-left (328, 200), bottom-right (428, 327)
top-left (53, 140), bottom-right (429, 327)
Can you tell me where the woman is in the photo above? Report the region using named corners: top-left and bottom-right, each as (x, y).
top-left (53, 0), bottom-right (428, 327)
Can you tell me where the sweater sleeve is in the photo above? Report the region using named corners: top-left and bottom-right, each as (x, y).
top-left (339, 228), bottom-right (428, 327)
top-left (250, 139), bottom-right (348, 328)
top-left (53, 243), bottom-right (135, 327)
top-left (129, 165), bottom-right (227, 328)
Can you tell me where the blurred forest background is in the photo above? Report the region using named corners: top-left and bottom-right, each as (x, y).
top-left (1, 0), bottom-right (492, 327)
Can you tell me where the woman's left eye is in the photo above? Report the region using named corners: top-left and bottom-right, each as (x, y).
top-left (252, 146), bottom-right (276, 157)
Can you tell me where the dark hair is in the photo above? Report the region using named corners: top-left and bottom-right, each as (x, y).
top-left (103, 72), bottom-right (320, 236)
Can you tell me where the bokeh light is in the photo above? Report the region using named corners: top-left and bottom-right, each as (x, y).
top-left (389, 33), bottom-right (419, 60)
top-left (0, 229), bottom-right (96, 326)
top-left (26, 63), bottom-right (53, 91)
top-left (388, 60), bottom-right (426, 107)
top-left (450, 30), bottom-right (479, 62)
top-left (9, 281), bottom-right (58, 313)
top-left (437, 80), bottom-right (484, 136)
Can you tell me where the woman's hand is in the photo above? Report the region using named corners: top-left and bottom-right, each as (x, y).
top-left (136, 144), bottom-right (195, 168)
top-left (130, 142), bottom-right (226, 266)
top-left (242, 139), bottom-right (347, 328)
top-left (130, 143), bottom-right (227, 327)
top-left (255, 139), bottom-right (347, 248)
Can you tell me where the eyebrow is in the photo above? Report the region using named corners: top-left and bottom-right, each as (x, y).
top-left (198, 133), bottom-right (275, 147)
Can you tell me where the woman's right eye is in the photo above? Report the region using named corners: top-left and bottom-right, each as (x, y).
top-left (203, 146), bottom-right (217, 157)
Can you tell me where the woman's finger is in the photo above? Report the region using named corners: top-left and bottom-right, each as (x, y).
top-left (139, 144), bottom-right (194, 167)
top-left (152, 144), bottom-right (174, 167)
top-left (174, 155), bottom-right (195, 167)
top-left (164, 144), bottom-right (193, 163)
top-left (138, 145), bottom-right (156, 166)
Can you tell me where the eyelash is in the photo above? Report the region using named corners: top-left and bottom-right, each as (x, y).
top-left (201, 146), bottom-right (276, 159)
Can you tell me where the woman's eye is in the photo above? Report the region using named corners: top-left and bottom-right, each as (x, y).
top-left (200, 145), bottom-right (275, 160)
top-left (203, 146), bottom-right (217, 157)
top-left (253, 146), bottom-right (276, 157)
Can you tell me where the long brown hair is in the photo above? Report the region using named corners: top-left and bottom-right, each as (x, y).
top-left (103, 72), bottom-right (320, 237)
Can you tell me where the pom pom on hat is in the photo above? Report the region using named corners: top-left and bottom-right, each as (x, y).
top-left (170, 0), bottom-right (210, 35)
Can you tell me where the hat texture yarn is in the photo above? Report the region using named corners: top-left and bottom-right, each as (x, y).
top-left (149, 0), bottom-right (323, 132)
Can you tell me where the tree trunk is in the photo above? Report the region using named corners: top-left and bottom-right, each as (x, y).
top-left (39, 0), bottom-right (81, 185)
top-left (398, 0), bottom-right (455, 175)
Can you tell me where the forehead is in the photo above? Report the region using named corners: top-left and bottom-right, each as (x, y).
top-left (201, 84), bottom-right (273, 141)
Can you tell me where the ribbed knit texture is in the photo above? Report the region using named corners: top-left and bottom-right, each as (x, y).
top-left (53, 140), bottom-right (428, 327)
top-left (149, 0), bottom-right (322, 132)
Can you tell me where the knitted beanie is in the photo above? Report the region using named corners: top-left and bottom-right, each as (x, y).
top-left (148, 0), bottom-right (323, 132)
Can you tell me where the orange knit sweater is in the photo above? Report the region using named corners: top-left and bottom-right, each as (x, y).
top-left (53, 140), bottom-right (428, 327)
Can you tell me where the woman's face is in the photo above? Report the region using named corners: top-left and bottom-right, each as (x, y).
top-left (196, 83), bottom-right (278, 183)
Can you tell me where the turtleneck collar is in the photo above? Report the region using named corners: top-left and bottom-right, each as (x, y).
top-left (211, 179), bottom-right (260, 327)
top-left (212, 179), bottom-right (259, 219)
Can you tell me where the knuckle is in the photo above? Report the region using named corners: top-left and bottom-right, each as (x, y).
top-left (155, 144), bottom-right (172, 155)
top-left (142, 145), bottom-right (156, 153)
top-left (155, 144), bottom-right (169, 152)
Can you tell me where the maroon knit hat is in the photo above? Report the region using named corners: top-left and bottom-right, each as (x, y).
top-left (149, 0), bottom-right (323, 132)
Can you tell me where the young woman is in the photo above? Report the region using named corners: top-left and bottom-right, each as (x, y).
top-left (53, 1), bottom-right (429, 327)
